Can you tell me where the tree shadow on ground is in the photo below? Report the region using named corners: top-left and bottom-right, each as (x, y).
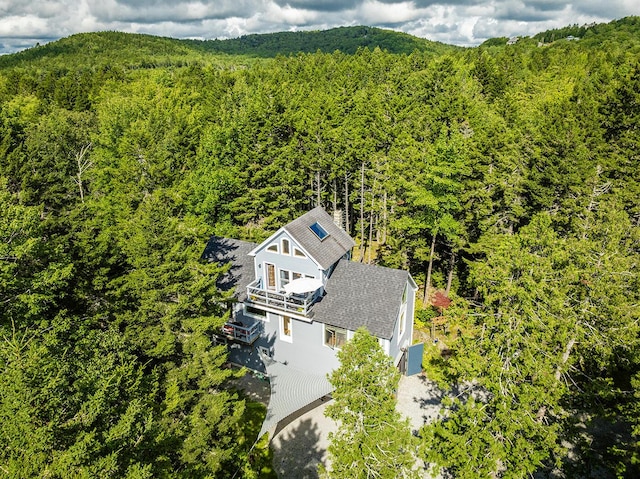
top-left (415, 374), bottom-right (447, 408)
top-left (534, 414), bottom-right (639, 479)
top-left (413, 374), bottom-right (468, 427)
top-left (272, 417), bottom-right (324, 479)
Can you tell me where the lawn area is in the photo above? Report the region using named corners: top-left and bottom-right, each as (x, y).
top-left (242, 400), bottom-right (278, 478)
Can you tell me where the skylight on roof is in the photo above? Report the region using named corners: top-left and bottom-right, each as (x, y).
top-left (309, 222), bottom-right (329, 240)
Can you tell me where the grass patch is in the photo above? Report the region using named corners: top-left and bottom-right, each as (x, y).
top-left (242, 400), bottom-right (277, 478)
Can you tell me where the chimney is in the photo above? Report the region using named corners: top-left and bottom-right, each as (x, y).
top-left (333, 209), bottom-right (344, 230)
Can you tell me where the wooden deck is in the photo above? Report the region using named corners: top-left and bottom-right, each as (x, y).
top-left (220, 320), bottom-right (261, 344)
top-left (246, 280), bottom-right (318, 317)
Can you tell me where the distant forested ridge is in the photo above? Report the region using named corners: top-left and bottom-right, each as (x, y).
top-left (0, 17), bottom-right (639, 478)
top-left (0, 31), bottom-right (236, 70)
top-left (185, 25), bottom-right (457, 56)
top-left (0, 25), bottom-right (454, 69)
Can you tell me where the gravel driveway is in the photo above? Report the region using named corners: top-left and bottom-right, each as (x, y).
top-left (270, 373), bottom-right (443, 478)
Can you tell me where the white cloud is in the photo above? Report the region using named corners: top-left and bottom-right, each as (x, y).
top-left (263, 2), bottom-right (321, 26)
top-left (0, 15), bottom-right (50, 37)
top-left (577, 0), bottom-right (639, 19)
top-left (358, 1), bottom-right (425, 25)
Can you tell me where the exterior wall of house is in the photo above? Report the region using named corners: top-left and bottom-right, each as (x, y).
top-left (229, 290), bottom-right (416, 377)
top-left (379, 337), bottom-right (390, 356)
top-left (250, 312), bottom-right (342, 376)
top-left (388, 279), bottom-right (417, 368)
top-left (252, 231), bottom-right (324, 291)
top-left (229, 307), bottom-right (362, 377)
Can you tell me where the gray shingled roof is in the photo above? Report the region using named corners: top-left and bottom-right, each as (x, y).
top-left (202, 236), bottom-right (408, 340)
top-left (312, 259), bottom-right (408, 340)
top-left (201, 236), bottom-right (257, 302)
top-left (283, 206), bottom-right (355, 270)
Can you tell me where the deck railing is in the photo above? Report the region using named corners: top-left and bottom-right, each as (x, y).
top-left (222, 320), bottom-right (261, 344)
top-left (246, 280), bottom-right (317, 316)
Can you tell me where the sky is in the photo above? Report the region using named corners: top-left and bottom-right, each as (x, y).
top-left (0, 0), bottom-right (639, 54)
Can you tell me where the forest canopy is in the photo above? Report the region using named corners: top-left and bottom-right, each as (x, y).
top-left (1, 16), bottom-right (639, 478)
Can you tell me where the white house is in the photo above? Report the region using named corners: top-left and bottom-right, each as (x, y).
top-left (202, 206), bottom-right (419, 438)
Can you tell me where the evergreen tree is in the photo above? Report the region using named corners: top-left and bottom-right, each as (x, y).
top-left (2, 18), bottom-right (640, 476)
top-left (421, 206), bottom-right (640, 477)
top-left (0, 177), bottom-right (73, 327)
top-left (321, 328), bottom-right (418, 479)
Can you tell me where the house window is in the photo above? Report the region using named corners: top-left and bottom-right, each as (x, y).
top-left (281, 238), bottom-right (290, 255)
top-left (279, 269), bottom-right (290, 289)
top-left (267, 243), bottom-right (278, 252)
top-left (266, 263), bottom-right (276, 290)
top-left (280, 316), bottom-right (292, 342)
top-left (294, 248), bottom-right (306, 258)
top-left (309, 222), bottom-right (329, 240)
top-left (399, 284), bottom-right (408, 338)
top-left (245, 305), bottom-right (267, 320)
top-left (324, 325), bottom-right (347, 349)
top-left (278, 270), bottom-right (311, 290)
top-left (258, 345), bottom-right (273, 358)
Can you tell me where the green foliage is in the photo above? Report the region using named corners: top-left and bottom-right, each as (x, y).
top-left (187, 25), bottom-right (457, 57)
top-left (534, 23), bottom-right (592, 43)
top-left (422, 207), bottom-right (640, 477)
top-left (0, 178), bottom-right (74, 325)
top-left (0, 322), bottom-right (157, 477)
top-left (535, 16), bottom-right (640, 50)
top-left (240, 401), bottom-right (277, 479)
top-left (0, 31), bottom-right (233, 70)
top-left (0, 15), bottom-right (639, 477)
top-left (0, 26), bottom-right (457, 73)
top-left (422, 216), bottom-right (572, 476)
top-left (322, 328), bottom-right (418, 479)
top-left (480, 37), bottom-right (509, 47)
